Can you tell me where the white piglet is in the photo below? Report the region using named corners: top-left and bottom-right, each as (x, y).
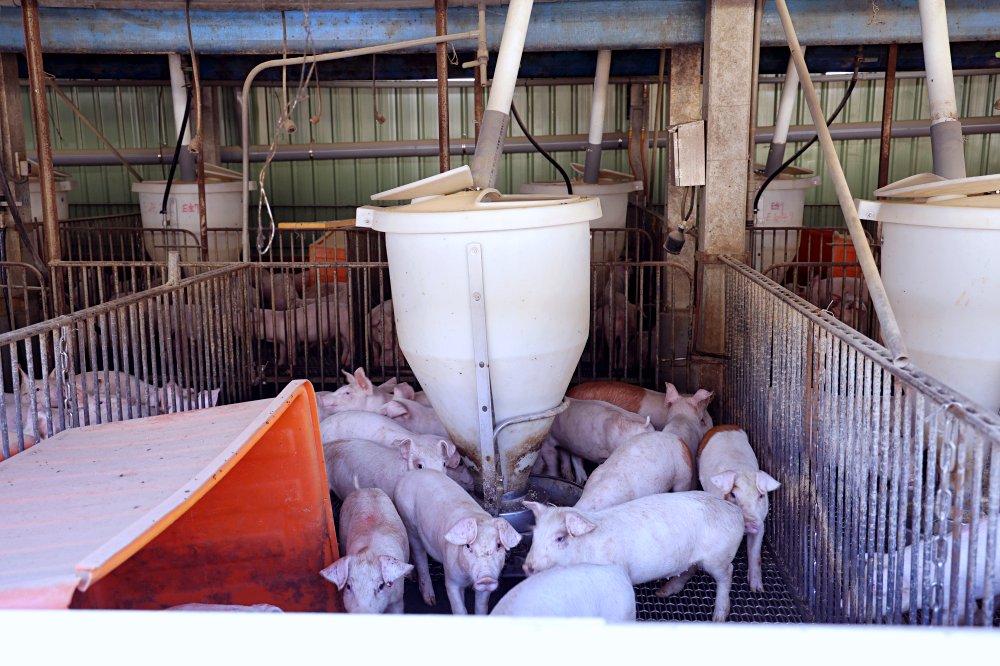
top-left (490, 564), bottom-right (635, 621)
top-left (549, 397), bottom-right (654, 463)
top-left (394, 469), bottom-right (522, 615)
top-left (575, 388), bottom-right (714, 511)
top-left (377, 396), bottom-right (450, 438)
top-left (697, 426), bottom-right (781, 592)
top-left (323, 437), bottom-right (450, 501)
top-left (314, 368), bottom-right (395, 420)
top-left (523, 492), bottom-right (744, 621)
top-left (319, 411), bottom-right (458, 466)
top-left (319, 487), bottom-right (413, 614)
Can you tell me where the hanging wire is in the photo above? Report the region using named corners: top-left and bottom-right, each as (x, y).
top-left (256, 7), bottom-right (319, 255)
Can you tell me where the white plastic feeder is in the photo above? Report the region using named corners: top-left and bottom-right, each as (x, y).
top-left (132, 171), bottom-right (252, 263)
top-left (357, 166), bottom-right (601, 505)
top-left (753, 171), bottom-right (820, 269)
top-left (858, 174), bottom-right (1000, 413)
top-left (519, 168), bottom-right (642, 262)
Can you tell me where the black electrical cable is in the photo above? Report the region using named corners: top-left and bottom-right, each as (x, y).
top-left (509, 100), bottom-right (573, 195)
top-left (161, 88), bottom-right (192, 217)
top-left (753, 49), bottom-right (863, 220)
top-left (0, 149), bottom-right (47, 280)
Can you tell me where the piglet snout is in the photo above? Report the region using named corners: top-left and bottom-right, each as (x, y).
top-left (474, 577), bottom-right (499, 592)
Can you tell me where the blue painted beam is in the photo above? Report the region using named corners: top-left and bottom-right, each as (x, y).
top-left (0, 1), bottom-right (997, 54)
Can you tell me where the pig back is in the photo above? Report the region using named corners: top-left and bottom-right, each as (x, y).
top-left (339, 487), bottom-right (409, 561)
top-left (491, 564), bottom-right (635, 620)
top-left (394, 469), bottom-right (487, 560)
top-left (323, 438), bottom-right (409, 500)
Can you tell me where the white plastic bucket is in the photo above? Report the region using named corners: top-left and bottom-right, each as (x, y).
top-left (132, 179), bottom-right (250, 262)
top-left (857, 199), bottom-right (1000, 413)
top-left (28, 179), bottom-right (75, 222)
top-left (357, 189), bottom-right (601, 497)
top-left (752, 175), bottom-right (820, 270)
top-left (519, 178), bottom-right (642, 261)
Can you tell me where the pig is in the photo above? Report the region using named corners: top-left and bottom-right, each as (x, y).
top-left (490, 564), bottom-right (635, 621)
top-left (549, 397), bottom-right (654, 464)
top-left (369, 299), bottom-right (406, 369)
top-left (523, 491), bottom-right (745, 622)
top-left (254, 285), bottom-right (352, 369)
top-left (805, 275), bottom-right (869, 329)
top-left (257, 270), bottom-right (305, 311)
top-left (323, 437), bottom-right (451, 501)
top-left (318, 411), bottom-right (458, 468)
top-left (394, 469), bottom-right (522, 615)
top-left (574, 432), bottom-right (694, 511)
top-left (376, 397), bottom-right (449, 438)
top-left (595, 295), bottom-right (641, 368)
top-left (314, 368), bottom-right (394, 420)
top-left (697, 426), bottom-right (781, 592)
top-left (319, 487), bottom-right (413, 614)
top-left (567, 381), bottom-right (714, 431)
top-left (533, 434), bottom-right (588, 485)
top-left (388, 382), bottom-right (432, 408)
top-left (166, 603), bottom-right (283, 612)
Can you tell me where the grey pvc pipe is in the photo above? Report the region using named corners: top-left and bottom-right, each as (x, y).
top-left (775, 0), bottom-right (909, 366)
top-left (918, 0), bottom-right (966, 179)
top-left (583, 49), bottom-right (612, 184)
top-left (239, 30), bottom-right (480, 261)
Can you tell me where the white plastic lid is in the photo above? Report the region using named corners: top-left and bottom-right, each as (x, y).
top-left (520, 179), bottom-right (643, 196)
top-left (356, 188), bottom-right (602, 234)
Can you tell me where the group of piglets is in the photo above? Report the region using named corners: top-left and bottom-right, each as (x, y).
top-left (315, 370), bottom-right (780, 622)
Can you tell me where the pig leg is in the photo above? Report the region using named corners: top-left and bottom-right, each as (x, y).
top-left (703, 560), bottom-right (734, 622)
top-left (747, 530), bottom-right (764, 592)
top-left (558, 449), bottom-right (574, 481)
top-left (444, 578), bottom-right (468, 615)
top-left (474, 589), bottom-right (491, 616)
top-left (655, 566), bottom-right (696, 598)
top-left (410, 536), bottom-right (436, 607)
top-left (570, 455), bottom-right (588, 485)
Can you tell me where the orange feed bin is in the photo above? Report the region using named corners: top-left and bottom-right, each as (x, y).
top-left (308, 230), bottom-right (350, 287)
top-left (0, 380), bottom-right (342, 612)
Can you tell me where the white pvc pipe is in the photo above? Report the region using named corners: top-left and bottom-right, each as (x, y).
top-left (918, 0), bottom-right (966, 179)
top-left (764, 47), bottom-right (803, 176)
top-left (588, 50), bottom-right (612, 146)
top-left (167, 54), bottom-right (191, 147)
top-left (485, 0), bottom-right (534, 114)
top-left (772, 49), bottom-right (801, 146)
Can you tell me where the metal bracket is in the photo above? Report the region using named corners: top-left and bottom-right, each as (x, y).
top-left (466, 242), bottom-right (499, 514)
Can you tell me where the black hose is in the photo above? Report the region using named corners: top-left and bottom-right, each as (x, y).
top-left (752, 49), bottom-right (863, 220)
top-left (161, 88), bottom-right (192, 217)
top-left (510, 100), bottom-right (573, 195)
top-left (0, 149), bottom-right (47, 279)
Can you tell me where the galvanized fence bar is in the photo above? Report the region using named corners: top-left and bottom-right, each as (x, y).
top-left (0, 264), bottom-right (254, 461)
top-left (723, 255), bottom-right (1000, 626)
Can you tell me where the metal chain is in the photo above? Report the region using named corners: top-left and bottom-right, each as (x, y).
top-left (930, 417), bottom-right (958, 618)
top-left (58, 328), bottom-right (72, 427)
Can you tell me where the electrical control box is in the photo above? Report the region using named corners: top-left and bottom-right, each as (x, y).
top-left (669, 120), bottom-right (706, 187)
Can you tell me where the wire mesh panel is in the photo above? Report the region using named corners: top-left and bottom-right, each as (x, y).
top-left (0, 264), bottom-right (256, 462)
top-left (723, 256), bottom-right (1000, 626)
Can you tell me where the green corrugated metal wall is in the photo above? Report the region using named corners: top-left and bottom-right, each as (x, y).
top-left (22, 71), bottom-right (1000, 226)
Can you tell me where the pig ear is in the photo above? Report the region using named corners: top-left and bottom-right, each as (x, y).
top-left (379, 555), bottom-right (414, 583)
top-left (353, 368), bottom-right (374, 395)
top-left (377, 400), bottom-right (408, 419)
top-left (495, 519), bottom-right (522, 549)
top-left (441, 440), bottom-right (459, 467)
top-left (319, 557), bottom-right (350, 589)
top-left (522, 501), bottom-right (547, 519)
top-left (342, 369), bottom-right (357, 385)
top-left (444, 517), bottom-right (478, 545)
top-left (377, 377), bottom-right (399, 393)
top-left (693, 389), bottom-right (715, 410)
top-left (710, 471), bottom-right (737, 494)
top-left (757, 471), bottom-right (781, 493)
top-left (564, 511), bottom-right (596, 537)
top-left (395, 438), bottom-right (414, 463)
top-left (393, 383), bottom-right (415, 401)
top-left (664, 383), bottom-right (680, 405)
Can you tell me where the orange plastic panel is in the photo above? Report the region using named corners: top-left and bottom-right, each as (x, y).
top-left (71, 383), bottom-right (342, 612)
top-left (308, 232), bottom-right (349, 286)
